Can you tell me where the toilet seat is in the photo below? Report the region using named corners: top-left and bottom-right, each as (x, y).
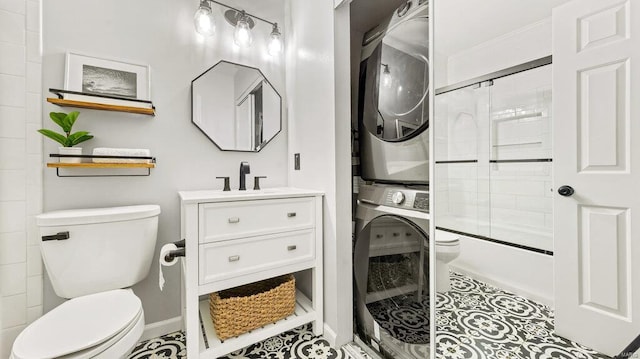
top-left (12, 289), bottom-right (142, 359)
top-left (436, 240), bottom-right (460, 247)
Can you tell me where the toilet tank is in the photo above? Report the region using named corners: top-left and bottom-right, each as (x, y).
top-left (36, 205), bottom-right (161, 299)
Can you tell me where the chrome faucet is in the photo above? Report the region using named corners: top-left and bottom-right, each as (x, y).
top-left (239, 161), bottom-right (251, 190)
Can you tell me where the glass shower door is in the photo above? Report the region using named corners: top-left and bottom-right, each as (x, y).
top-left (488, 65), bottom-right (553, 251)
top-left (434, 84), bottom-right (491, 236)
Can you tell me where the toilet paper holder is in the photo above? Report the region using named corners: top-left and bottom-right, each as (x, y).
top-left (164, 239), bottom-right (186, 262)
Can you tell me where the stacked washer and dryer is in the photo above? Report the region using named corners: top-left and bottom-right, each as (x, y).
top-left (353, 1), bottom-right (458, 358)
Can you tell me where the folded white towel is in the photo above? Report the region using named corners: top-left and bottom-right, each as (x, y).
top-left (92, 148), bottom-right (152, 163)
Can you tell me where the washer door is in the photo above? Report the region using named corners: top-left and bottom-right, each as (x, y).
top-left (354, 214), bottom-right (430, 348)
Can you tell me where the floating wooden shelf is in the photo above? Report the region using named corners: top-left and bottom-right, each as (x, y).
top-left (47, 98), bottom-right (156, 116)
top-left (47, 162), bottom-right (155, 169)
top-left (47, 154), bottom-right (156, 177)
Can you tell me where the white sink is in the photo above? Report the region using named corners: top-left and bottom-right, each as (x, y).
top-left (178, 187), bottom-right (324, 204)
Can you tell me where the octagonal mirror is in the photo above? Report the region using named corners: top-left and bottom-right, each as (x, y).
top-left (191, 61), bottom-right (282, 152)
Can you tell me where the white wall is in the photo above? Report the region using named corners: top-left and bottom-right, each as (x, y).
top-left (286, 0), bottom-right (353, 347)
top-left (42, 0), bottom-right (287, 326)
top-left (0, 0), bottom-right (43, 356)
top-left (446, 18), bottom-right (551, 86)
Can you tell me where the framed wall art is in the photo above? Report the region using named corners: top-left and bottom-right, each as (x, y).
top-left (64, 52), bottom-right (151, 100)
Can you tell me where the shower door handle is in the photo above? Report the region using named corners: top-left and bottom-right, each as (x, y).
top-left (558, 185), bottom-right (575, 197)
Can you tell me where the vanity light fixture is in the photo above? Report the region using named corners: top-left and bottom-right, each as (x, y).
top-left (194, 0), bottom-right (215, 36)
top-left (268, 23), bottom-right (283, 55)
top-left (194, 0), bottom-right (282, 56)
top-left (231, 11), bottom-right (253, 47)
top-left (381, 64), bottom-right (392, 88)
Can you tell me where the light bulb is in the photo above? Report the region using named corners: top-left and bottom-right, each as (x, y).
top-left (194, 1), bottom-right (215, 36)
top-left (268, 23), bottom-right (282, 56)
top-left (382, 64), bottom-right (392, 88)
top-left (234, 12), bottom-right (253, 47)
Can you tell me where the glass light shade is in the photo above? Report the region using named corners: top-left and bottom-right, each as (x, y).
top-left (382, 65), bottom-right (392, 88)
top-left (268, 25), bottom-right (282, 56)
top-left (194, 4), bottom-right (215, 36)
top-left (234, 17), bottom-right (253, 47)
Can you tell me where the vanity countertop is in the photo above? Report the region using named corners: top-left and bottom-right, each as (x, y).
top-left (178, 187), bottom-right (324, 204)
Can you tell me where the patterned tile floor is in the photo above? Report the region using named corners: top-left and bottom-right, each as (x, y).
top-left (129, 272), bottom-right (611, 359)
top-left (435, 272), bottom-right (611, 359)
top-left (128, 323), bottom-right (356, 359)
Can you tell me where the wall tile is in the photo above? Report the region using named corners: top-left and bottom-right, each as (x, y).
top-left (0, 74), bottom-right (25, 107)
top-left (0, 324), bottom-right (25, 358)
top-left (491, 179), bottom-right (545, 196)
top-left (26, 304), bottom-right (41, 323)
top-left (0, 170), bottom-right (25, 200)
top-left (0, 105), bottom-right (25, 138)
top-left (0, 0), bottom-right (25, 14)
top-left (0, 232), bottom-right (25, 264)
top-left (25, 61), bottom-right (39, 93)
top-left (25, 154), bottom-right (41, 187)
top-left (1, 293), bottom-right (26, 328)
top-left (25, 30), bottom-right (39, 63)
top-left (0, 138), bottom-right (25, 169)
top-left (516, 195), bottom-right (552, 213)
top-left (25, 215), bottom-right (37, 246)
top-left (26, 275), bottom-right (40, 307)
top-left (25, 186), bottom-right (41, 215)
top-left (25, 123), bottom-right (40, 155)
top-left (25, 92), bottom-right (40, 124)
top-left (25, 245), bottom-right (40, 276)
top-left (0, 10), bottom-right (24, 45)
top-left (0, 262), bottom-right (26, 296)
top-left (0, 43), bottom-right (25, 76)
top-left (24, 0), bottom-right (37, 32)
top-left (0, 201), bottom-right (25, 233)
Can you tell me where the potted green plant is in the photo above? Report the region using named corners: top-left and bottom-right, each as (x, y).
top-left (38, 111), bottom-right (94, 163)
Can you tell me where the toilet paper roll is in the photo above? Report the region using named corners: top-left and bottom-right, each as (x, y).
top-left (159, 243), bottom-right (179, 291)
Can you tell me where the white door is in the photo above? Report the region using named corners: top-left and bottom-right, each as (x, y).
top-left (553, 0), bottom-right (640, 356)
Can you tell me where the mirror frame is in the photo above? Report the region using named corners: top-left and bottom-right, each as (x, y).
top-left (190, 60), bottom-right (283, 152)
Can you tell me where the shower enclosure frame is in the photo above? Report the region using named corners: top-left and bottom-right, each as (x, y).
top-left (434, 55), bottom-right (553, 254)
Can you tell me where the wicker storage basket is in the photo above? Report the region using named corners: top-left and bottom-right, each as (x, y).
top-left (209, 274), bottom-right (296, 340)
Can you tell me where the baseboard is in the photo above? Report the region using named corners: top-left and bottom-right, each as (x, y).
top-left (323, 323), bottom-right (338, 347)
top-left (451, 265), bottom-right (553, 307)
top-left (140, 316), bottom-right (183, 342)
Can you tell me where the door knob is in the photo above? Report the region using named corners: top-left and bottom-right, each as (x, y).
top-left (558, 185), bottom-right (574, 197)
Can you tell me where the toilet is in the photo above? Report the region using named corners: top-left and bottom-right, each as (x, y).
top-left (11, 205), bottom-right (161, 359)
top-left (435, 230), bottom-right (461, 292)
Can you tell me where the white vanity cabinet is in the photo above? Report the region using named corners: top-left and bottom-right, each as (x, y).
top-left (179, 188), bottom-right (324, 358)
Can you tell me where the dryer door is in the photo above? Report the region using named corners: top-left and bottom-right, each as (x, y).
top-left (359, 15), bottom-right (430, 183)
top-left (360, 16), bottom-right (429, 142)
top-left (354, 214), bottom-right (430, 354)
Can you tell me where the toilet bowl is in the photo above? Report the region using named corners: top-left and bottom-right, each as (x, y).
top-left (435, 230), bottom-right (461, 292)
top-left (11, 205), bottom-right (160, 359)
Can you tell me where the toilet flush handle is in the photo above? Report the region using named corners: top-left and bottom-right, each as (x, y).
top-left (42, 231), bottom-right (69, 241)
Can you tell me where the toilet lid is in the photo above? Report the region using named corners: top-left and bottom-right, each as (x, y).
top-left (436, 231), bottom-right (460, 245)
top-left (12, 289), bottom-right (142, 359)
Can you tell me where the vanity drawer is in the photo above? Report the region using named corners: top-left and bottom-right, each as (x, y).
top-left (199, 197), bottom-right (314, 243)
top-left (199, 229), bottom-right (315, 284)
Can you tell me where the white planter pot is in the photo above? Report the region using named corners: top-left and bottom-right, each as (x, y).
top-left (58, 147), bottom-right (82, 163)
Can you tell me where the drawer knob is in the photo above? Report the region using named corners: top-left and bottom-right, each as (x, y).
top-left (228, 217), bottom-right (240, 223)
top-left (376, 234), bottom-right (383, 238)
top-left (228, 255), bottom-right (240, 262)
top-left (287, 212), bottom-right (297, 218)
top-left (392, 232), bottom-right (400, 237)
top-left (287, 245), bottom-right (297, 251)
